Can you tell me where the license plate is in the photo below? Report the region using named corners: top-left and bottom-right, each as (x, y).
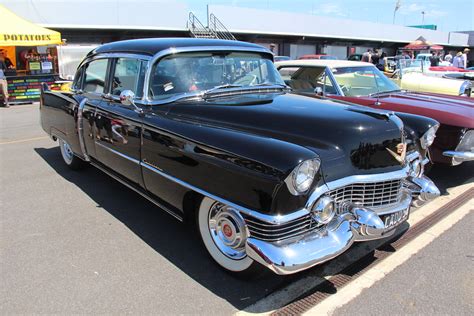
top-left (382, 208), bottom-right (409, 229)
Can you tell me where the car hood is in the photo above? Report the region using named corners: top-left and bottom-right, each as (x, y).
top-left (376, 91), bottom-right (474, 128)
top-left (166, 92), bottom-right (406, 181)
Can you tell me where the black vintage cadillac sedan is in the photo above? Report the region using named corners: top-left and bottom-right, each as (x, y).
top-left (40, 38), bottom-right (440, 275)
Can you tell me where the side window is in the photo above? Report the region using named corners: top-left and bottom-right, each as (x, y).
top-left (72, 67), bottom-right (84, 90)
top-left (111, 58), bottom-right (145, 98)
top-left (83, 59), bottom-right (108, 94)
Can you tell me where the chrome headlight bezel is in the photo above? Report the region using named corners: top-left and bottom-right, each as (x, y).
top-left (420, 124), bottom-right (439, 149)
top-left (459, 81), bottom-right (472, 96)
top-left (285, 158), bottom-right (321, 195)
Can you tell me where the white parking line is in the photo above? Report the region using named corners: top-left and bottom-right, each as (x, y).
top-left (237, 183), bottom-right (474, 316)
top-left (0, 136), bottom-right (49, 145)
top-left (304, 199), bottom-right (473, 316)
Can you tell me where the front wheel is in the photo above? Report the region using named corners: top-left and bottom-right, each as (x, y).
top-left (59, 139), bottom-right (86, 170)
top-left (197, 197), bottom-right (257, 274)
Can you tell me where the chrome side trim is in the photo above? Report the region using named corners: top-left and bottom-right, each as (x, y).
top-left (95, 141), bottom-right (140, 165)
top-left (77, 98), bottom-right (90, 162)
top-left (143, 45), bottom-right (273, 103)
top-left (140, 160), bottom-right (308, 224)
top-left (90, 161), bottom-right (183, 222)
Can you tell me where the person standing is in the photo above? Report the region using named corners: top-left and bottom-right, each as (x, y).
top-left (452, 52), bottom-right (464, 68)
top-left (462, 48), bottom-right (470, 69)
top-left (0, 56), bottom-right (9, 108)
top-left (371, 49), bottom-right (380, 66)
top-left (429, 51), bottom-right (440, 67)
top-left (361, 49), bottom-right (372, 63)
top-left (444, 51), bottom-right (453, 63)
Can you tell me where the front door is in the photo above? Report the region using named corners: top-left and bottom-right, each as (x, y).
top-left (94, 57), bottom-right (147, 186)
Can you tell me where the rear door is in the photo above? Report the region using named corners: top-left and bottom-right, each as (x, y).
top-left (94, 57), bottom-right (147, 186)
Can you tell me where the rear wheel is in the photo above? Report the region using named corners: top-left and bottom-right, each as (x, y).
top-left (197, 197), bottom-right (257, 274)
top-left (59, 139), bottom-right (86, 170)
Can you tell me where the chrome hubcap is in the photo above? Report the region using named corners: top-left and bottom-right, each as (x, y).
top-left (60, 140), bottom-right (74, 164)
top-left (208, 203), bottom-right (247, 259)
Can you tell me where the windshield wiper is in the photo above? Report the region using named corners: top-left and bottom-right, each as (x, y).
top-left (201, 84), bottom-right (243, 98)
top-left (369, 89), bottom-right (403, 97)
top-left (251, 82), bottom-right (290, 89)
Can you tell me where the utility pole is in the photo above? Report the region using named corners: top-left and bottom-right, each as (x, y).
top-left (421, 11), bottom-right (425, 25)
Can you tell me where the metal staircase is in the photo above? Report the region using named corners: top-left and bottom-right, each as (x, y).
top-left (187, 12), bottom-right (236, 40)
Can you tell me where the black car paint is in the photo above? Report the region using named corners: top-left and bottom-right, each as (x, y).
top-left (39, 38), bottom-right (432, 220)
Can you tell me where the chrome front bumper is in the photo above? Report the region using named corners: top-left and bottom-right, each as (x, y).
top-left (443, 151), bottom-right (474, 165)
top-left (245, 175), bottom-right (439, 275)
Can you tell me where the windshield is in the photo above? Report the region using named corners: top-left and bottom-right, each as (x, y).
top-left (149, 52), bottom-right (285, 100)
top-left (331, 66), bottom-right (400, 96)
top-left (397, 59), bottom-right (430, 74)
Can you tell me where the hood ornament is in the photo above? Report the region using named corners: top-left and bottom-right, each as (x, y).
top-left (386, 143), bottom-right (407, 164)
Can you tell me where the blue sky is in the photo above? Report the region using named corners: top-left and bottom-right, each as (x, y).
top-left (181, 0), bottom-right (473, 32)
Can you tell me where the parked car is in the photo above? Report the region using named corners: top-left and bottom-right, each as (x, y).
top-left (348, 54), bottom-right (362, 61)
top-left (389, 59), bottom-right (472, 97)
top-left (299, 54), bottom-right (337, 60)
top-left (274, 55), bottom-right (291, 62)
top-left (276, 59), bottom-right (474, 165)
top-left (40, 38), bottom-right (440, 275)
top-left (415, 53), bottom-right (450, 66)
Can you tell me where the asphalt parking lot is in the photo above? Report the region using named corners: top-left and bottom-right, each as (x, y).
top-left (1, 104), bottom-right (473, 314)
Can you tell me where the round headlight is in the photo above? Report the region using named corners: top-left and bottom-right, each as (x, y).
top-left (312, 196), bottom-right (336, 224)
top-left (285, 158), bottom-right (320, 195)
top-left (420, 125), bottom-right (439, 149)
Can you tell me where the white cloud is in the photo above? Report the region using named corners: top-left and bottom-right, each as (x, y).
top-left (318, 3), bottom-right (347, 17)
top-left (399, 3), bottom-right (425, 15)
top-left (425, 9), bottom-right (447, 18)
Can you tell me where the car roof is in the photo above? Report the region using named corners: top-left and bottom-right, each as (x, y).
top-left (88, 37), bottom-right (269, 57)
top-left (275, 59), bottom-right (374, 68)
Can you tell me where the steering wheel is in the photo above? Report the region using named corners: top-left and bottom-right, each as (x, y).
top-left (340, 84), bottom-right (351, 93)
top-left (391, 69), bottom-right (400, 78)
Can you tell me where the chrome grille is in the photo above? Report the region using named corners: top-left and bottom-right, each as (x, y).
top-left (328, 179), bottom-right (402, 214)
top-left (244, 178), bottom-right (403, 242)
top-left (242, 213), bottom-right (320, 242)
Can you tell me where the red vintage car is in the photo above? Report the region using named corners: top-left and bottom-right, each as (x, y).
top-left (276, 60), bottom-right (474, 166)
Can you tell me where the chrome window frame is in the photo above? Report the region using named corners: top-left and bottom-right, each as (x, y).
top-left (78, 53), bottom-right (152, 99)
top-left (142, 46), bottom-right (275, 105)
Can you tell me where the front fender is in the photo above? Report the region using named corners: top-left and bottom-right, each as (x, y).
top-left (395, 112), bottom-right (439, 153)
top-left (141, 112), bottom-right (318, 215)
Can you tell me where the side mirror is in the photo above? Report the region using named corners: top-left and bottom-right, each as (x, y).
top-left (314, 87), bottom-right (324, 96)
top-left (120, 90), bottom-right (135, 106)
top-left (119, 90), bottom-right (143, 115)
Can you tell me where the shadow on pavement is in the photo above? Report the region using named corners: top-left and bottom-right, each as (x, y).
top-left (33, 147), bottom-right (473, 312)
top-left (34, 146), bottom-right (298, 311)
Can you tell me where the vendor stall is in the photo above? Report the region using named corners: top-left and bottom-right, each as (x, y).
top-left (399, 36), bottom-right (444, 55)
top-left (0, 4), bottom-right (63, 104)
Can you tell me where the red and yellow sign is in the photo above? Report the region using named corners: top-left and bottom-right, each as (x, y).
top-left (0, 5), bottom-right (62, 46)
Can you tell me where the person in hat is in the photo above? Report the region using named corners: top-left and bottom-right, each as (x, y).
top-left (452, 52), bottom-right (464, 68)
top-left (462, 48), bottom-right (470, 69)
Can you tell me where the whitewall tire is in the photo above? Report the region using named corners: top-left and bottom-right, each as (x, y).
top-left (59, 139), bottom-right (85, 170)
top-left (197, 197), bottom-right (255, 273)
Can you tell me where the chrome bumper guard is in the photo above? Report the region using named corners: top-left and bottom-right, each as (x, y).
top-left (443, 151), bottom-right (474, 164)
top-left (245, 175), bottom-right (439, 275)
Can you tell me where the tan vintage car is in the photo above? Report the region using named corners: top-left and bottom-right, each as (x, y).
top-left (387, 59), bottom-right (472, 97)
